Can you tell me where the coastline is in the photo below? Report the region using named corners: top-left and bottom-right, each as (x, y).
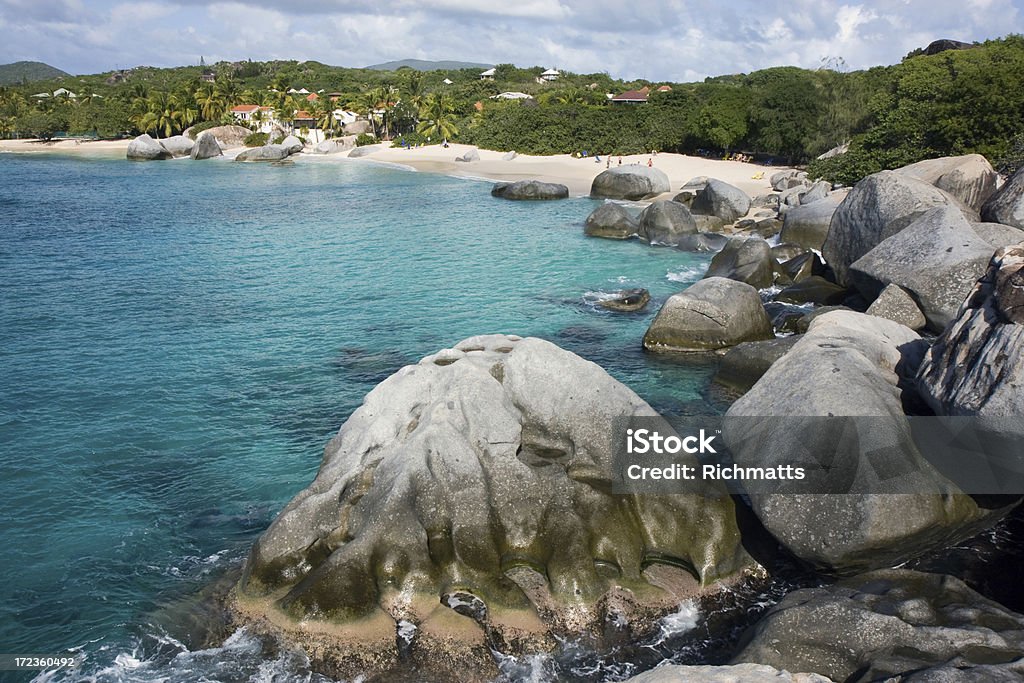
top-left (1, 137), bottom-right (781, 197)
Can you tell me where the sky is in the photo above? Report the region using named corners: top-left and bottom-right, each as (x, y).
top-left (1, 0), bottom-right (1023, 81)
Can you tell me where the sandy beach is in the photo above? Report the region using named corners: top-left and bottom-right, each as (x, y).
top-left (339, 143), bottom-right (780, 197)
top-left (0, 138), bottom-right (129, 156)
top-left (3, 138), bottom-right (782, 198)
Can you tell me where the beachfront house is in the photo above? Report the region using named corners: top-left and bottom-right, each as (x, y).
top-left (231, 105), bottom-right (278, 133)
top-left (479, 68), bottom-right (496, 80)
top-left (610, 87), bottom-right (650, 104)
top-left (333, 109), bottom-right (358, 125)
top-left (540, 68), bottom-right (560, 81)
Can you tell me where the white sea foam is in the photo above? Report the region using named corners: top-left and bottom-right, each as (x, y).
top-left (666, 265), bottom-right (705, 283)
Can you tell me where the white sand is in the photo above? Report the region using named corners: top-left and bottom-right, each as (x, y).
top-left (342, 143), bottom-right (782, 198)
top-left (1, 138), bottom-right (785, 200)
top-left (0, 138), bottom-right (129, 156)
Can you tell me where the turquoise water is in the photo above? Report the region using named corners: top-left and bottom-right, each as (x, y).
top-left (0, 153), bottom-right (722, 680)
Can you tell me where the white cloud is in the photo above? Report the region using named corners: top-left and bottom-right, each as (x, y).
top-left (0, 0), bottom-right (1023, 78)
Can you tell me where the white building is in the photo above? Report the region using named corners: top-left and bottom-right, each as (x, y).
top-left (492, 92), bottom-right (532, 100)
top-left (479, 68), bottom-right (496, 80)
top-left (540, 69), bottom-right (560, 81)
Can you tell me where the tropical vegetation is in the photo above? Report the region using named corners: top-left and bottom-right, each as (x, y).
top-left (2, 35), bottom-right (1024, 183)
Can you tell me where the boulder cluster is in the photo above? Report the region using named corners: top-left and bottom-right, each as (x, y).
top-left (231, 156), bottom-right (1024, 681)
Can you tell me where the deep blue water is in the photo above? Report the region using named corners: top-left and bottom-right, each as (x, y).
top-left (0, 152), bottom-right (724, 680)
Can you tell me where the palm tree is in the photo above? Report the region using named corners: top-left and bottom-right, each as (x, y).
top-left (214, 78), bottom-right (241, 109)
top-left (195, 82), bottom-right (225, 121)
top-left (556, 88), bottom-right (587, 105)
top-left (416, 93), bottom-right (459, 141)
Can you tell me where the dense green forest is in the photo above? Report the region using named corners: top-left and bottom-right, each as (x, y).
top-left (2, 35), bottom-right (1024, 183)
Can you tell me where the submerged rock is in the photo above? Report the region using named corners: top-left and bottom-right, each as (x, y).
top-left (235, 334), bottom-right (752, 678)
top-left (643, 278), bottom-right (774, 352)
top-left (584, 203), bottom-right (638, 239)
top-left (491, 179), bottom-right (569, 200)
top-left (637, 200), bottom-right (698, 245)
top-left (597, 288), bottom-right (650, 312)
top-left (724, 311), bottom-right (994, 572)
top-left (734, 569), bottom-right (1024, 682)
top-left (591, 166), bottom-right (671, 200)
top-left (126, 134), bottom-right (171, 161)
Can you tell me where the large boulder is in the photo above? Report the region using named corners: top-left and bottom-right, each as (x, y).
top-left (343, 120), bottom-right (372, 135)
top-left (779, 192), bottom-right (845, 250)
top-left (983, 165), bottom-right (1024, 229)
top-left (775, 252), bottom-right (826, 286)
top-left (713, 336), bottom-right (802, 394)
top-left (865, 284), bottom-right (926, 331)
top-left (280, 135), bottom-right (304, 154)
top-left (190, 132), bottom-right (222, 160)
top-left (896, 153), bottom-right (998, 213)
top-left (637, 200), bottom-right (698, 245)
top-left (159, 134), bottom-right (194, 158)
top-left (690, 179), bottom-right (751, 223)
top-left (723, 311), bottom-right (992, 572)
top-left (643, 278), bottom-right (774, 352)
top-left (189, 124), bottom-right (251, 148)
top-left (313, 139), bottom-right (353, 154)
top-left (348, 144), bottom-right (384, 158)
top-left (126, 134), bottom-right (171, 161)
top-left (584, 203), bottom-right (638, 240)
top-left (734, 569), bottom-right (1024, 682)
top-left (848, 205), bottom-right (996, 330)
top-left (236, 335), bottom-right (752, 678)
top-left (703, 237), bottom-right (774, 289)
top-left (822, 171), bottom-right (964, 286)
top-left (625, 664), bottom-right (830, 683)
top-left (235, 144), bottom-right (292, 162)
top-left (455, 147), bottom-right (480, 162)
top-left (491, 180), bottom-right (569, 200)
top-left (591, 166), bottom-right (671, 200)
top-left (798, 180), bottom-right (831, 205)
top-left (917, 243), bottom-right (1024, 420)
top-left (973, 221), bottom-right (1024, 249)
top-left (675, 232), bottom-right (731, 252)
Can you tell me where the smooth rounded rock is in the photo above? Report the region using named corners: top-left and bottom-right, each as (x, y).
top-left (591, 166), bottom-right (671, 200)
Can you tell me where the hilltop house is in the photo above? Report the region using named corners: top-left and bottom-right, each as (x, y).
top-left (479, 68), bottom-right (496, 80)
top-left (492, 92), bottom-right (532, 100)
top-left (610, 86), bottom-right (650, 103)
top-left (540, 68), bottom-right (560, 81)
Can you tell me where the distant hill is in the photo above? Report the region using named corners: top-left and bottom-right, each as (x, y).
top-left (0, 61), bottom-right (71, 85)
top-left (365, 59), bottom-right (492, 72)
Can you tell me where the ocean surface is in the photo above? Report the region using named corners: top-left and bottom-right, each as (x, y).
top-left (0, 152), bottom-right (739, 681)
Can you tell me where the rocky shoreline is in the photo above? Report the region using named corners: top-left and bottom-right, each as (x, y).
top-left (222, 153), bottom-right (1024, 681)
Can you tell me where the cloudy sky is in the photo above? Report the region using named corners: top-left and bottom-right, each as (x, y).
top-left (1, 0), bottom-right (1022, 81)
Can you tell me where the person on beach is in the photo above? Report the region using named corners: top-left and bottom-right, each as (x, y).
top-left (606, 157), bottom-right (611, 169)
top-left (647, 158), bottom-right (653, 167)
top-left (618, 157), bottom-right (622, 166)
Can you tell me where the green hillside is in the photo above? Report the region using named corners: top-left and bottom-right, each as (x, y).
top-left (366, 59), bottom-right (492, 71)
top-left (0, 61), bottom-right (70, 85)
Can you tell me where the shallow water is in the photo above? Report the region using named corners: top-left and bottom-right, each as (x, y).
top-left (0, 153), bottom-right (734, 680)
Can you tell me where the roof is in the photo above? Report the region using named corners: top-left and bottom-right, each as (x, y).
top-left (231, 104), bottom-right (260, 112)
top-left (541, 69), bottom-right (560, 76)
top-left (293, 110), bottom-right (314, 119)
top-left (442, 78), bottom-right (453, 84)
top-left (657, 85), bottom-right (673, 92)
top-left (611, 87), bottom-right (650, 102)
top-left (480, 68), bottom-right (496, 76)
top-left (306, 93), bottom-right (319, 101)
top-left (493, 91), bottom-right (532, 100)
